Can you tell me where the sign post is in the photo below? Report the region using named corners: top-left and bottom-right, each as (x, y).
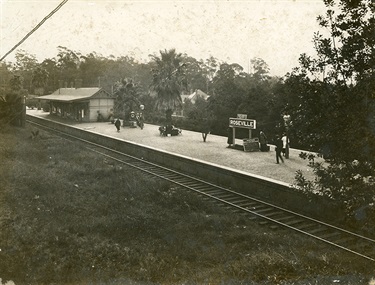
top-left (229, 116), bottom-right (256, 146)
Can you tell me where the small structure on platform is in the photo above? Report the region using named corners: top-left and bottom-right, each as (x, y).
top-left (228, 114), bottom-right (259, 152)
top-left (37, 87), bottom-right (114, 122)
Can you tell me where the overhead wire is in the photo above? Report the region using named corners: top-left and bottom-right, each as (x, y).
top-left (0, 0), bottom-right (69, 62)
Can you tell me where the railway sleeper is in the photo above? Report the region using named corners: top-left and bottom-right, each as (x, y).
top-left (274, 215), bottom-right (296, 222)
top-left (173, 177), bottom-right (194, 182)
top-left (223, 197), bottom-right (249, 203)
top-left (307, 227), bottom-right (329, 235)
top-left (158, 172), bottom-right (180, 178)
top-left (149, 171), bottom-right (170, 177)
top-left (298, 223), bottom-right (316, 230)
top-left (191, 186), bottom-right (217, 191)
top-left (147, 168), bottom-right (170, 173)
top-left (237, 201), bottom-right (259, 207)
top-left (319, 231), bottom-right (342, 240)
top-left (200, 189), bottom-right (228, 195)
top-left (183, 181), bottom-right (206, 186)
top-left (283, 219), bottom-right (306, 226)
top-left (252, 208), bottom-right (276, 214)
top-left (215, 194), bottom-right (240, 199)
top-left (263, 211), bottom-right (285, 218)
top-left (130, 161), bottom-right (148, 168)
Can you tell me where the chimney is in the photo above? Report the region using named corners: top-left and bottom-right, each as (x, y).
top-left (75, 79), bottom-right (83, 89)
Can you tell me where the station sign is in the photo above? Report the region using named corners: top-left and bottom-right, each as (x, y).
top-left (229, 118), bottom-right (256, 129)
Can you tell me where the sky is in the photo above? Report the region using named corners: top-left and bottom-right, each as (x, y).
top-left (0, 0), bottom-right (327, 77)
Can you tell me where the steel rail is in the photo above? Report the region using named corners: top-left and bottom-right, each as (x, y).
top-left (27, 119), bottom-right (375, 262)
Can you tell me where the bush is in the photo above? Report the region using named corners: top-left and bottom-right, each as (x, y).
top-left (293, 152), bottom-right (375, 235)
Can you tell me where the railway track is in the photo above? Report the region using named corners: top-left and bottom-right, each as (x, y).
top-left (28, 119), bottom-right (375, 263)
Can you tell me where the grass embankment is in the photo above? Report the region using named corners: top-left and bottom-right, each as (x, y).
top-left (0, 124), bottom-right (373, 285)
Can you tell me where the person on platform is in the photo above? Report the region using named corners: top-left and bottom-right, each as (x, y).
top-left (259, 130), bottom-right (268, 151)
top-left (227, 127), bottom-right (233, 148)
top-left (281, 133), bottom-right (289, 156)
top-left (275, 135), bottom-right (284, 164)
top-left (115, 118), bottom-right (121, 132)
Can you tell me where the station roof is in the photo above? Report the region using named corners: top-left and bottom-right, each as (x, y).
top-left (37, 88), bottom-right (112, 102)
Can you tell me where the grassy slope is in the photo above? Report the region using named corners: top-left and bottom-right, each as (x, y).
top-left (0, 124), bottom-right (373, 285)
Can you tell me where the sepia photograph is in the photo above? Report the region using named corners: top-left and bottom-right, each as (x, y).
top-left (0, 0), bottom-right (374, 284)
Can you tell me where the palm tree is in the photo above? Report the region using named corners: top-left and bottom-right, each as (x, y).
top-left (113, 78), bottom-right (141, 120)
top-left (149, 49), bottom-right (187, 124)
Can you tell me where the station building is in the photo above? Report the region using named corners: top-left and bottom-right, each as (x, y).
top-left (37, 87), bottom-right (114, 122)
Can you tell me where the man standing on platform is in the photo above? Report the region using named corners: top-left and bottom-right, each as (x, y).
top-left (259, 130), bottom-right (268, 151)
top-left (275, 135), bottom-right (284, 164)
top-left (281, 133), bottom-right (289, 157)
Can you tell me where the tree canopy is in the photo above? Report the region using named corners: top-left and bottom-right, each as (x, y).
top-left (288, 0), bottom-right (375, 227)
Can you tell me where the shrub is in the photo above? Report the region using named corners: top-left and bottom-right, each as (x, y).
top-left (293, 152), bottom-right (375, 235)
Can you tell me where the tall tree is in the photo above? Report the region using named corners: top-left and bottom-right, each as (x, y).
top-left (208, 63), bottom-right (246, 135)
top-left (292, 0), bottom-right (375, 158)
top-left (299, 0), bottom-right (374, 85)
top-left (290, 0), bottom-right (375, 226)
top-left (0, 62), bottom-right (12, 97)
top-left (11, 50), bottom-right (38, 92)
top-left (149, 49), bottom-right (187, 124)
top-left (202, 56), bottom-right (220, 94)
top-left (250, 57), bottom-right (270, 82)
top-left (56, 46), bottom-right (81, 87)
top-left (79, 52), bottom-right (107, 88)
top-left (180, 55), bottom-right (207, 93)
top-left (40, 58), bottom-right (59, 93)
top-left (31, 66), bottom-right (49, 95)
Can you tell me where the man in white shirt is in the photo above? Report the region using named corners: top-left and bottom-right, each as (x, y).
top-left (281, 134), bottom-right (289, 157)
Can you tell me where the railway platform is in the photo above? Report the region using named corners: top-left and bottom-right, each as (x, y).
top-left (26, 109), bottom-right (317, 185)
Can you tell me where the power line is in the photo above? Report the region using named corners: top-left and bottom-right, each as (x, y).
top-left (0, 0), bottom-right (69, 62)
